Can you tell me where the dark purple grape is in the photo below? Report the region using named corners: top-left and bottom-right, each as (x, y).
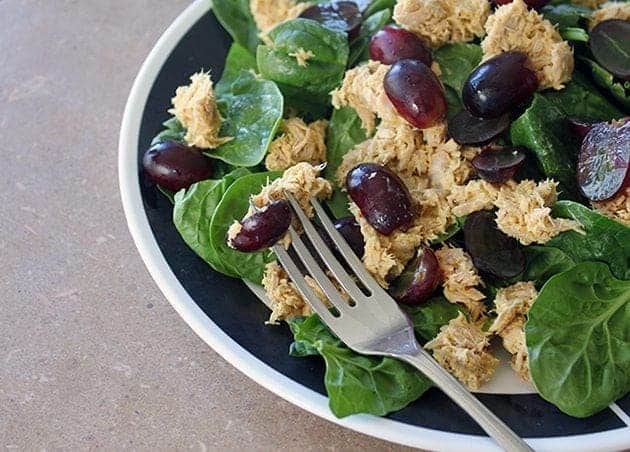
top-left (463, 210), bottom-right (525, 280)
top-left (448, 109), bottom-right (511, 146)
top-left (590, 20), bottom-right (630, 82)
top-left (346, 163), bottom-right (414, 235)
top-left (369, 25), bottom-right (432, 66)
top-left (390, 247), bottom-right (442, 305)
top-left (300, 1), bottom-right (362, 40)
top-left (493, 0), bottom-right (550, 8)
top-left (228, 200), bottom-right (292, 252)
top-left (334, 216), bottom-right (365, 258)
top-left (472, 147), bottom-right (526, 183)
top-left (568, 117), bottom-right (595, 141)
top-left (384, 59), bottom-right (447, 129)
top-left (142, 140), bottom-right (213, 192)
top-left (578, 119), bottom-right (630, 201)
top-left (462, 52), bottom-right (538, 119)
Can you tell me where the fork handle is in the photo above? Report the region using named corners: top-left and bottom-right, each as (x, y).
top-left (401, 351), bottom-right (534, 452)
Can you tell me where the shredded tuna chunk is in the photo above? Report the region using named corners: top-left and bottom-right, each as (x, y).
top-left (447, 179), bottom-right (501, 217)
top-left (489, 281), bottom-right (538, 380)
top-left (262, 262), bottom-right (314, 324)
top-left (265, 118), bottom-right (327, 171)
top-left (331, 61), bottom-right (401, 134)
top-left (169, 71), bottom-right (232, 149)
top-left (494, 179), bottom-right (583, 245)
top-left (428, 140), bottom-right (477, 191)
top-left (393, 0), bottom-right (491, 48)
top-left (592, 187), bottom-right (630, 226)
top-left (481, 0), bottom-right (574, 90)
top-left (590, 1), bottom-right (630, 29)
top-left (250, 0), bottom-right (311, 36)
top-left (435, 246), bottom-right (486, 320)
top-left (425, 313), bottom-right (499, 390)
top-left (288, 48), bottom-right (315, 67)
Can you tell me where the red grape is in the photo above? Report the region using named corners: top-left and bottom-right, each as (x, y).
top-left (346, 163), bottom-right (415, 235)
top-left (390, 247), bottom-right (442, 305)
top-left (334, 216), bottom-right (365, 258)
top-left (472, 147), bottom-right (526, 183)
top-left (448, 110), bottom-right (511, 146)
top-left (142, 140), bottom-right (213, 192)
top-left (462, 51), bottom-right (538, 119)
top-left (300, 1), bottom-right (362, 40)
top-left (590, 20), bottom-right (630, 82)
top-left (384, 59), bottom-right (447, 129)
top-left (568, 117), bottom-right (595, 141)
top-left (228, 200), bottom-right (292, 252)
top-left (369, 25), bottom-right (432, 66)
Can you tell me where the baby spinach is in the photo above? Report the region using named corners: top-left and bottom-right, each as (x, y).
top-left (364, 0), bottom-right (396, 17)
top-left (523, 246), bottom-right (576, 288)
top-left (209, 171), bottom-right (282, 284)
top-left (173, 168), bottom-right (250, 277)
top-left (560, 26), bottom-right (589, 42)
top-left (211, 0), bottom-right (259, 55)
top-left (431, 216), bottom-right (466, 245)
top-left (325, 106), bottom-right (368, 183)
top-left (510, 94), bottom-right (579, 196)
top-left (548, 201), bottom-right (630, 280)
top-left (541, 3), bottom-right (591, 29)
top-left (151, 117), bottom-right (186, 146)
top-left (403, 296), bottom-right (462, 341)
top-left (348, 8), bottom-right (391, 67)
top-left (210, 71), bottom-right (284, 167)
top-left (215, 43), bottom-right (258, 97)
top-left (257, 19), bottom-right (349, 106)
top-left (433, 43), bottom-right (483, 95)
top-left (580, 57), bottom-right (630, 110)
top-left (526, 262), bottom-right (630, 418)
top-left (327, 189), bottom-right (352, 218)
top-left (288, 314), bottom-right (432, 417)
top-left (444, 86), bottom-right (463, 120)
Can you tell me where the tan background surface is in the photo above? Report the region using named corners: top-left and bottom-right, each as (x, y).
top-left (0, 1), bottom-right (414, 450)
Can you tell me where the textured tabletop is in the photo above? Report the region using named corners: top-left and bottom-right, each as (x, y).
top-left (0, 1), bottom-right (412, 449)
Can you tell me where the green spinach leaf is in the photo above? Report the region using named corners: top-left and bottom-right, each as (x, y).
top-left (364, 0), bottom-right (396, 17)
top-left (541, 3), bottom-right (592, 28)
top-left (523, 246), bottom-right (576, 288)
top-left (151, 117), bottom-right (186, 146)
top-left (215, 42), bottom-right (258, 97)
top-left (433, 43), bottom-right (483, 95)
top-left (173, 168), bottom-right (250, 277)
top-left (560, 26), bottom-right (589, 42)
top-left (211, 0), bottom-right (260, 55)
top-left (403, 296), bottom-right (461, 341)
top-left (327, 189), bottom-right (352, 218)
top-left (580, 57), bottom-right (630, 110)
top-left (157, 185), bottom-right (176, 204)
top-left (209, 171), bottom-right (282, 283)
top-left (325, 106), bottom-right (368, 183)
top-left (257, 19), bottom-right (349, 106)
top-left (548, 201), bottom-right (630, 280)
top-left (288, 315), bottom-right (432, 417)
top-left (444, 86), bottom-right (463, 120)
top-left (209, 71), bottom-right (284, 167)
top-left (348, 9), bottom-right (392, 67)
top-left (526, 262), bottom-right (630, 418)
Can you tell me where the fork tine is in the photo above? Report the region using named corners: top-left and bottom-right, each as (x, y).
top-left (272, 243), bottom-right (337, 326)
top-left (287, 227), bottom-right (353, 314)
top-left (283, 194), bottom-right (366, 300)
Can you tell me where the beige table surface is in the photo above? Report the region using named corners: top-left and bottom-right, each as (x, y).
top-left (0, 1), bottom-right (415, 449)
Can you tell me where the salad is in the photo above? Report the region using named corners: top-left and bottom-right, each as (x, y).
top-left (143, 0), bottom-right (630, 420)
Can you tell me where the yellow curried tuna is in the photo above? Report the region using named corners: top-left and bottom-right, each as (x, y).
top-left (593, 187), bottom-right (630, 226)
top-left (250, 0), bottom-right (311, 36)
top-left (590, 1), bottom-right (630, 29)
top-left (265, 118), bottom-right (327, 171)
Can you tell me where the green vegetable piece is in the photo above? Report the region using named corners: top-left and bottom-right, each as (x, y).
top-left (211, 0), bottom-right (259, 55)
top-left (510, 94), bottom-right (579, 196)
top-left (560, 26), bottom-right (589, 42)
top-left (580, 57), bottom-right (630, 110)
top-left (364, 0), bottom-right (396, 17)
top-left (173, 168), bottom-right (250, 277)
top-left (541, 3), bottom-right (592, 29)
top-left (523, 246), bottom-right (576, 288)
top-left (327, 189), bottom-right (352, 218)
top-left (215, 42), bottom-right (258, 96)
top-left (325, 106), bottom-right (368, 183)
top-left (348, 8), bottom-right (392, 67)
top-left (288, 315), bottom-right (432, 417)
top-left (151, 117), bottom-right (186, 146)
top-left (548, 201), bottom-right (630, 280)
top-left (433, 43), bottom-right (483, 95)
top-left (403, 297), bottom-right (462, 341)
top-left (209, 171), bottom-right (282, 283)
top-left (257, 19), bottom-right (349, 105)
top-left (209, 71), bottom-right (284, 167)
top-left (444, 86), bottom-right (463, 121)
top-left (157, 185), bottom-right (176, 204)
top-left (431, 216), bottom-right (466, 245)
top-left (526, 262), bottom-right (630, 418)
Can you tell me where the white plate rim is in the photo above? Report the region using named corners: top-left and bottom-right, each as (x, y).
top-left (117, 1), bottom-right (630, 450)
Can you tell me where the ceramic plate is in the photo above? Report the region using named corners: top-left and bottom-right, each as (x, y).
top-left (118, 1), bottom-right (630, 450)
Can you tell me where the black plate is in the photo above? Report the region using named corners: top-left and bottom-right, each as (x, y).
top-left (136, 9), bottom-right (629, 440)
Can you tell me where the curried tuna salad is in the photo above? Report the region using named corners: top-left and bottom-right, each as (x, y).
top-left (143, 0), bottom-right (630, 420)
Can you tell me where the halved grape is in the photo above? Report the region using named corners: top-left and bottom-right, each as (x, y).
top-left (142, 140), bottom-right (213, 192)
top-left (346, 163), bottom-right (414, 235)
top-left (390, 247), bottom-right (442, 305)
top-left (463, 210), bottom-right (525, 280)
top-left (590, 20), bottom-right (630, 82)
top-left (462, 52), bottom-right (538, 119)
top-left (369, 25), bottom-right (432, 66)
top-left (568, 117), bottom-right (595, 142)
top-left (334, 216), bottom-right (365, 258)
top-left (384, 59), bottom-right (447, 129)
top-left (228, 200), bottom-right (292, 252)
top-left (472, 147), bottom-right (526, 184)
top-left (448, 109), bottom-right (511, 146)
top-left (300, 1), bottom-right (363, 40)
top-left (578, 119), bottom-right (630, 201)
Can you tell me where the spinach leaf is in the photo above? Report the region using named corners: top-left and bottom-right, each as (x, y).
top-left (211, 0), bottom-right (259, 55)
top-left (209, 71), bottom-right (284, 167)
top-left (327, 189), bottom-right (352, 218)
top-left (157, 185), bottom-right (176, 204)
top-left (288, 315), bottom-right (432, 417)
top-left (580, 57), bottom-right (630, 110)
top-left (433, 43), bottom-right (483, 95)
top-left (257, 19), bottom-right (349, 106)
top-left (431, 216), bottom-right (466, 245)
top-left (548, 201), bottom-right (630, 280)
top-left (348, 9), bottom-right (392, 67)
top-left (151, 117), bottom-right (186, 146)
top-left (510, 94), bottom-right (579, 196)
top-left (325, 106), bottom-right (368, 183)
top-left (215, 43), bottom-right (258, 97)
top-left (523, 246), bottom-right (576, 288)
top-left (541, 3), bottom-right (592, 28)
top-left (544, 71), bottom-right (624, 121)
top-left (364, 0), bottom-right (396, 17)
top-left (444, 86), bottom-right (463, 120)
top-left (560, 27), bottom-right (589, 42)
top-left (403, 296), bottom-right (461, 341)
top-left (173, 168), bottom-right (250, 277)
top-left (209, 171), bottom-right (282, 284)
top-left (526, 262), bottom-right (630, 418)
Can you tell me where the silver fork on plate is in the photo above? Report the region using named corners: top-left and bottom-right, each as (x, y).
top-left (272, 193), bottom-right (533, 452)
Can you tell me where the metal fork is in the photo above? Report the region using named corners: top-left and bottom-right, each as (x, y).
top-left (273, 194), bottom-right (533, 452)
